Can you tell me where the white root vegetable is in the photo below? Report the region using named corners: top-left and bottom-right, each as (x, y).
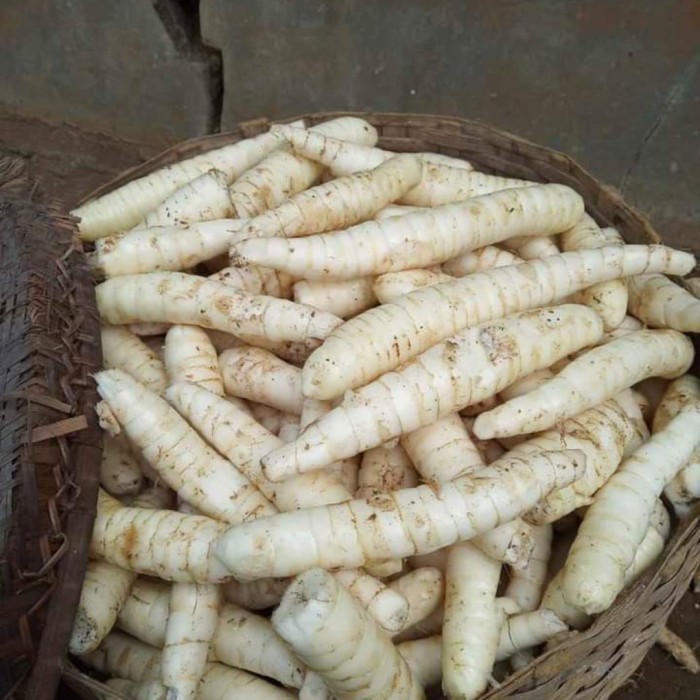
top-left (100, 434), bottom-right (145, 496)
top-left (612, 389), bottom-right (651, 456)
top-left (231, 184), bottom-right (584, 280)
top-left (504, 524), bottom-right (552, 611)
top-left (69, 561), bottom-right (137, 655)
top-left (624, 503), bottom-right (671, 587)
top-left (243, 153), bottom-right (423, 239)
top-left (442, 246), bottom-right (523, 276)
top-left (165, 382), bottom-right (351, 512)
top-left (209, 265), bottom-right (294, 299)
top-left (400, 166), bottom-right (535, 207)
top-left (301, 245), bottom-right (694, 399)
top-left (401, 413), bottom-right (533, 566)
top-left (473, 519), bottom-right (534, 568)
top-left (269, 124), bottom-right (422, 174)
top-left (505, 235), bottom-right (559, 260)
top-left (92, 490), bottom-right (230, 582)
top-left (80, 631), bottom-right (163, 681)
top-left (562, 404), bottom-right (700, 614)
top-left (656, 627), bottom-right (700, 674)
top-left (462, 417), bottom-right (506, 464)
top-left (212, 602), bottom-right (305, 688)
top-left (653, 375), bottom-right (700, 515)
top-left (89, 219), bottom-right (250, 278)
top-left (498, 368), bottom-right (554, 402)
top-left (543, 508), bottom-right (669, 631)
top-left (136, 169), bottom-right (232, 229)
top-left (117, 579), bottom-right (170, 648)
top-left (296, 398), bottom-right (360, 494)
top-left (373, 269), bottom-right (453, 304)
top-left (293, 278), bottom-right (377, 319)
top-left (299, 672), bottom-right (332, 700)
top-left (497, 609), bottom-right (568, 659)
top-left (277, 413), bottom-right (300, 443)
top-left (685, 277), bottom-right (700, 297)
top-left (215, 449), bottom-right (584, 579)
top-left (101, 325), bottom-right (167, 394)
top-left (130, 322), bottom-right (172, 337)
top-left (219, 346), bottom-right (302, 414)
top-left (442, 542), bottom-right (503, 700)
top-left (333, 569), bottom-right (409, 633)
top-left (130, 482), bottom-right (174, 510)
top-left (272, 568), bottom-right (424, 700)
top-left (399, 609), bottom-right (568, 688)
top-left (200, 663), bottom-right (297, 700)
top-left (357, 444), bottom-right (419, 498)
top-left (364, 558), bottom-right (404, 578)
top-left (561, 216), bottom-right (629, 330)
top-left (374, 203), bottom-right (424, 219)
top-left (225, 334), bottom-right (313, 366)
top-left (73, 129), bottom-right (286, 240)
top-left (459, 394), bottom-right (500, 419)
top-left (88, 635), bottom-right (295, 700)
top-left (540, 570), bottom-right (592, 631)
top-left (401, 413), bottom-right (485, 483)
top-left (600, 315), bottom-right (644, 344)
top-left (105, 679), bottom-right (167, 700)
top-left (397, 637), bottom-right (444, 687)
top-left (273, 124), bottom-right (530, 204)
top-left (419, 153), bottom-right (473, 170)
top-left (162, 583), bottom-right (220, 700)
top-left (653, 375), bottom-right (700, 431)
top-left (355, 443), bottom-right (415, 573)
top-left (96, 370), bottom-right (275, 523)
top-left (628, 274), bottom-right (700, 332)
top-left (664, 462), bottom-right (700, 516)
top-left (475, 330), bottom-right (694, 439)
top-left (277, 416), bottom-right (396, 612)
top-left (223, 577), bottom-right (289, 611)
top-left (164, 325), bottom-right (223, 395)
top-left (248, 402), bottom-right (283, 434)
top-left (229, 117), bottom-right (378, 218)
top-left (263, 306), bottom-right (602, 479)
top-left (70, 480), bottom-right (173, 656)
top-left (515, 397), bottom-right (640, 524)
top-left (96, 272), bottom-right (342, 345)
top-left (394, 604), bottom-right (445, 644)
top-left (387, 568), bottom-right (444, 634)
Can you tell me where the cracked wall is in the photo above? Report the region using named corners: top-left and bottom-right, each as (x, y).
top-left (0, 0), bottom-right (698, 244)
top-left (0, 0), bottom-right (220, 144)
top-left (200, 0), bottom-right (700, 243)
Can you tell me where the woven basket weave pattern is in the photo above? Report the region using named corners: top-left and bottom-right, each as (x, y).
top-left (0, 160), bottom-right (102, 700)
top-left (72, 113), bottom-right (700, 699)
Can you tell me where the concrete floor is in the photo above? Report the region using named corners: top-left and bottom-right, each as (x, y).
top-left (0, 113), bottom-right (697, 699)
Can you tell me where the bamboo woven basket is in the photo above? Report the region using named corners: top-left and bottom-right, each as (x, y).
top-left (0, 158), bottom-right (102, 700)
top-left (14, 113), bottom-right (700, 699)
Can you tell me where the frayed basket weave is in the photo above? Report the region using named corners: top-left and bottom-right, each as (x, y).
top-left (0, 157), bottom-right (102, 700)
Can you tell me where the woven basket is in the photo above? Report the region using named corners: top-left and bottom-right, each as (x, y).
top-left (66, 113), bottom-right (700, 698)
top-left (0, 158), bottom-right (103, 700)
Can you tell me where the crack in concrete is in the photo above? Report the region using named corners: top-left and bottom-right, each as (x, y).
top-left (151, 0), bottom-right (223, 133)
top-left (619, 51), bottom-right (700, 194)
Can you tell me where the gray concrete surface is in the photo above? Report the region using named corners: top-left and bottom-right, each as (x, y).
top-left (201, 0), bottom-right (700, 241)
top-left (0, 0), bottom-right (218, 144)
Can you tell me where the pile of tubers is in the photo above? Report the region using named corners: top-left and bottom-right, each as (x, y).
top-left (69, 116), bottom-right (700, 700)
